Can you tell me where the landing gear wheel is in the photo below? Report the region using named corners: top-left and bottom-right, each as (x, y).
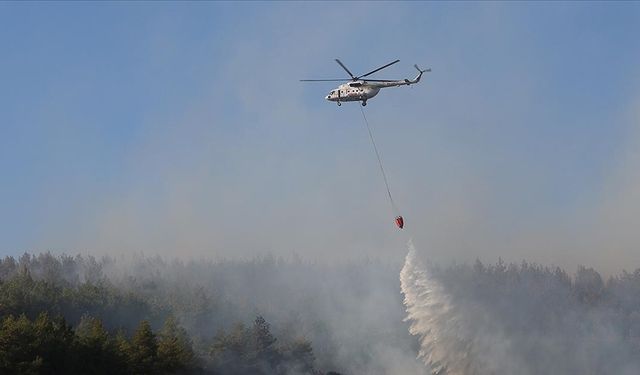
top-left (361, 101), bottom-right (367, 106)
top-left (337, 102), bottom-right (341, 106)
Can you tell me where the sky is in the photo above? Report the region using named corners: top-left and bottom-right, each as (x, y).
top-left (1, 2), bottom-right (640, 274)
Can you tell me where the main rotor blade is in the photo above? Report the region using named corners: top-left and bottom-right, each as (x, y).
top-left (362, 79), bottom-right (399, 82)
top-left (358, 59), bottom-right (400, 79)
top-left (335, 59), bottom-right (356, 79)
top-left (300, 79), bottom-right (348, 82)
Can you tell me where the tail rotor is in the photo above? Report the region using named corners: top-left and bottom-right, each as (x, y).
top-left (414, 64), bottom-right (431, 74)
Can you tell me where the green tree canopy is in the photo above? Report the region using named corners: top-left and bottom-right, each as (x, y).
top-left (157, 315), bottom-right (196, 374)
top-left (129, 320), bottom-right (158, 375)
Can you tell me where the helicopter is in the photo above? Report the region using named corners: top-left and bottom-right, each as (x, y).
top-left (301, 59), bottom-right (429, 106)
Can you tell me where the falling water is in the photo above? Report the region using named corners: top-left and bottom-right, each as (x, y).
top-left (400, 240), bottom-right (476, 375)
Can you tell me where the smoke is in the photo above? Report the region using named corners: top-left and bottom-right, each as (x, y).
top-left (401, 238), bottom-right (640, 375)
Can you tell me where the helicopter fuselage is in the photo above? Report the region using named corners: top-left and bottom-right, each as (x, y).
top-left (325, 82), bottom-right (380, 104)
top-left (325, 71), bottom-right (424, 106)
top-left (301, 59), bottom-right (429, 106)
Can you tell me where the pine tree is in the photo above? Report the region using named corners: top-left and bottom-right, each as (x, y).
top-left (31, 313), bottom-right (75, 373)
top-left (113, 329), bottom-right (133, 373)
top-left (157, 315), bottom-right (195, 373)
top-left (285, 338), bottom-right (315, 374)
top-left (209, 323), bottom-right (250, 373)
top-left (0, 313), bottom-right (75, 374)
top-left (0, 314), bottom-right (42, 374)
top-left (129, 320), bottom-right (158, 374)
top-left (251, 315), bottom-right (281, 372)
top-left (75, 315), bottom-right (119, 374)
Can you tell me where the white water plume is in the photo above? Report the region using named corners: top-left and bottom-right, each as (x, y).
top-left (400, 240), bottom-right (481, 375)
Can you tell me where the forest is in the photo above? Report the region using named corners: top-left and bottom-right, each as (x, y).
top-left (0, 253), bottom-right (342, 374)
top-left (422, 258), bottom-right (640, 374)
top-left (1, 251), bottom-right (640, 374)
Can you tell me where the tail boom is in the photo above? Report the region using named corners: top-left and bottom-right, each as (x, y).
top-left (369, 64), bottom-right (430, 88)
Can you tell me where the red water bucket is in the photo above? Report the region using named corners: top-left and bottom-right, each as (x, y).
top-left (395, 216), bottom-right (404, 229)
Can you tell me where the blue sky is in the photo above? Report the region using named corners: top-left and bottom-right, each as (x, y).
top-left (1, 3), bottom-right (640, 272)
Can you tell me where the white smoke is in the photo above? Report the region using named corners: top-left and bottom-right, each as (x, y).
top-left (400, 239), bottom-right (510, 375)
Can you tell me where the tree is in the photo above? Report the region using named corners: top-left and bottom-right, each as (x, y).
top-left (0, 256), bottom-right (17, 279)
top-left (282, 338), bottom-right (315, 374)
top-left (113, 329), bottom-right (133, 373)
top-left (31, 313), bottom-right (75, 373)
top-left (251, 315), bottom-right (281, 370)
top-left (129, 320), bottom-right (158, 374)
top-left (574, 266), bottom-right (604, 305)
top-left (75, 315), bottom-right (120, 374)
top-left (0, 314), bottom-right (42, 374)
top-left (253, 316), bottom-right (276, 351)
top-left (0, 313), bottom-right (75, 374)
top-left (157, 316), bottom-right (196, 373)
top-left (209, 323), bottom-right (251, 373)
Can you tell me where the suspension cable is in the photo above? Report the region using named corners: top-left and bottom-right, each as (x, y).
top-left (360, 106), bottom-right (398, 214)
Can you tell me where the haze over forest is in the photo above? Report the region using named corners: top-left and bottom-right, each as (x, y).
top-left (2, 2), bottom-right (640, 374)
